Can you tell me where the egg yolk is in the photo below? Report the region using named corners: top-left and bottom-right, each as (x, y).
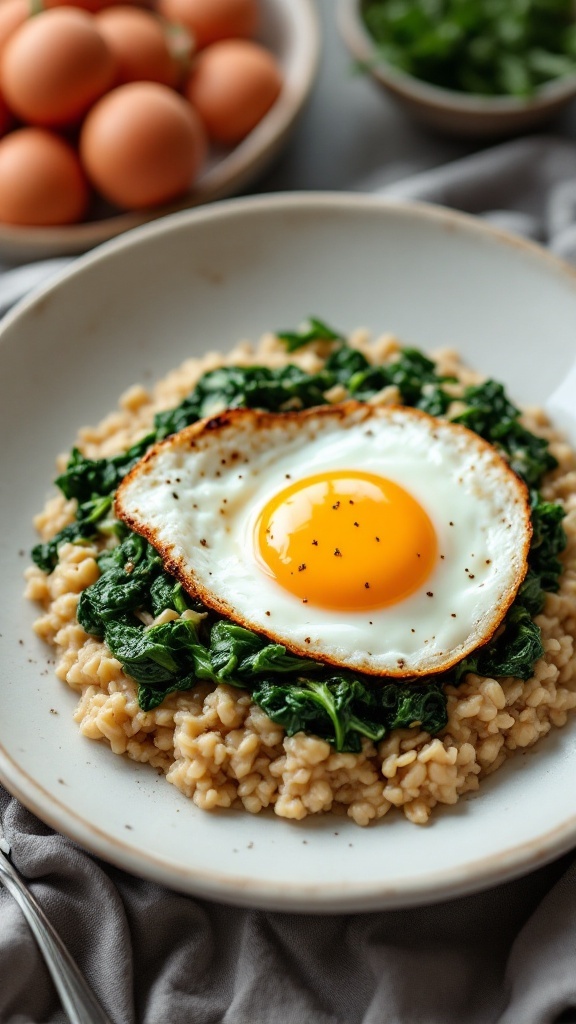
top-left (255, 470), bottom-right (437, 611)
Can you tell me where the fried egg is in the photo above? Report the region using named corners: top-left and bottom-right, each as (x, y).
top-left (115, 402), bottom-right (532, 677)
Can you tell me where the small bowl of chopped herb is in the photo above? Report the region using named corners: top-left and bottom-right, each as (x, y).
top-left (337, 0), bottom-right (576, 137)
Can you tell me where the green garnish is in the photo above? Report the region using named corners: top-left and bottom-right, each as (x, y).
top-left (276, 316), bottom-right (343, 352)
top-left (362, 0), bottom-right (576, 97)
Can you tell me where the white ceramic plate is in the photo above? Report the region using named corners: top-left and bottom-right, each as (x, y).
top-left (0, 0), bottom-right (319, 263)
top-left (1, 194), bottom-right (576, 913)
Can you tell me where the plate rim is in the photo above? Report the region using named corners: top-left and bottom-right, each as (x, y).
top-left (2, 739), bottom-right (576, 911)
top-left (2, 190), bottom-right (576, 329)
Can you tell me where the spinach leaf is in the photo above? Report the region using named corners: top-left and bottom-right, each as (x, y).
top-left (276, 317), bottom-right (342, 353)
top-left (529, 493), bottom-right (567, 593)
top-left (481, 604), bottom-right (545, 681)
top-left (104, 618), bottom-right (201, 685)
top-left (208, 621), bottom-right (318, 681)
top-left (453, 604), bottom-right (544, 684)
top-left (251, 677), bottom-right (383, 751)
top-left (31, 494), bottom-right (115, 573)
top-left (323, 344), bottom-right (371, 384)
top-left (93, 615), bottom-right (324, 710)
top-left (77, 534), bottom-right (164, 636)
top-left (452, 381), bottom-right (557, 486)
top-left (149, 576), bottom-right (189, 617)
top-left (154, 364), bottom-right (331, 439)
top-left (34, 434), bottom-right (155, 572)
top-left (137, 675), bottom-right (198, 713)
top-left (78, 572), bottom-right (152, 637)
top-left (56, 434), bottom-right (155, 504)
top-left (379, 680), bottom-right (449, 732)
top-left (252, 676), bottom-right (448, 753)
top-left (362, 0), bottom-right (576, 98)
top-left (347, 346), bottom-right (455, 409)
top-left (516, 570), bottom-right (545, 618)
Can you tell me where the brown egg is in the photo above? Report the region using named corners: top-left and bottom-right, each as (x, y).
top-left (156, 0), bottom-right (257, 50)
top-left (1, 7), bottom-right (116, 126)
top-left (0, 0), bottom-right (29, 57)
top-left (79, 81), bottom-right (206, 209)
top-left (185, 39), bottom-right (282, 145)
top-left (96, 6), bottom-right (177, 86)
top-left (0, 127), bottom-right (89, 224)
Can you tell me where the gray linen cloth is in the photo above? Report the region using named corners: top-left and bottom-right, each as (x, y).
top-left (3, 135), bottom-right (576, 1024)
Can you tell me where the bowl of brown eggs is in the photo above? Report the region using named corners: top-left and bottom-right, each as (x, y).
top-left (0, 0), bottom-right (319, 261)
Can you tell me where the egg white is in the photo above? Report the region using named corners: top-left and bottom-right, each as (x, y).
top-left (115, 402), bottom-right (532, 677)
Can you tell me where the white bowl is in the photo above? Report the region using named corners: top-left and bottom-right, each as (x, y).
top-left (0, 0), bottom-right (319, 263)
top-left (1, 193), bottom-right (576, 912)
top-left (337, 0), bottom-right (576, 138)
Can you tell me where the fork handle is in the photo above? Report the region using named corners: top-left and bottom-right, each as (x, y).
top-left (0, 850), bottom-right (113, 1024)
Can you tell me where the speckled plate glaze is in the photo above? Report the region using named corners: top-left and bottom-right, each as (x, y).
top-left (1, 194), bottom-right (576, 912)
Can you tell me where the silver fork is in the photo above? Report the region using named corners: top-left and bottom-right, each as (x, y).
top-left (0, 822), bottom-right (113, 1024)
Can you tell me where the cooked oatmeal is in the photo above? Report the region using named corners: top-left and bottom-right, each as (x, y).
top-left (25, 330), bottom-right (576, 826)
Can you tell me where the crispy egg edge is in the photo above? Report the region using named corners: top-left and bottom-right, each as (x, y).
top-left (114, 401), bottom-right (533, 679)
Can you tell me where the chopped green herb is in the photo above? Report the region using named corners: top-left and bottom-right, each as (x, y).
top-left (452, 380), bottom-right (557, 486)
top-left (276, 317), bottom-right (342, 352)
top-left (362, 0), bottom-right (576, 97)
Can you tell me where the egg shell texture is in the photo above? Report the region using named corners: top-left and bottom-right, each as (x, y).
top-left (156, 0), bottom-right (258, 50)
top-left (185, 39), bottom-right (283, 145)
top-left (0, 7), bottom-right (116, 126)
top-left (115, 402), bottom-right (532, 678)
top-left (96, 7), bottom-right (177, 87)
top-left (0, 0), bottom-right (29, 59)
top-left (79, 81), bottom-right (206, 209)
top-left (0, 127), bottom-right (88, 225)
